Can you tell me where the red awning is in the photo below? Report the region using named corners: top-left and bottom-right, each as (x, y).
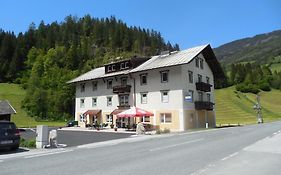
top-left (117, 107), bottom-right (154, 118)
top-left (110, 109), bottom-right (125, 115)
top-left (83, 110), bottom-right (101, 117)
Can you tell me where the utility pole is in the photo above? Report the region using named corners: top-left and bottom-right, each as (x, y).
top-left (253, 94), bottom-right (263, 124)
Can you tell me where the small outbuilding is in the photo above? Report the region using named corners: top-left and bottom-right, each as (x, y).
top-left (0, 100), bottom-right (17, 121)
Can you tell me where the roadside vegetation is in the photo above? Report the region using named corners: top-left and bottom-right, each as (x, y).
top-left (20, 138), bottom-right (36, 149)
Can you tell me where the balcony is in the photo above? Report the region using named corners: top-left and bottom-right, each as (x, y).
top-left (196, 82), bottom-right (212, 92)
top-left (117, 104), bottom-right (130, 109)
top-left (113, 85), bottom-right (131, 94)
top-left (194, 101), bottom-right (214, 110)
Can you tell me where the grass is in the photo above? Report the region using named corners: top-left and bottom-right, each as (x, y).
top-left (215, 86), bottom-right (281, 125)
top-left (0, 83), bottom-right (65, 128)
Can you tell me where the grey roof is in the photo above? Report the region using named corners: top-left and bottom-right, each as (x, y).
top-left (67, 67), bottom-right (131, 83)
top-left (68, 44), bottom-right (209, 83)
top-left (129, 44), bottom-right (209, 73)
top-left (0, 100), bottom-right (16, 115)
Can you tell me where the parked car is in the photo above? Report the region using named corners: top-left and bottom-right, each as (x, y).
top-left (0, 121), bottom-right (20, 150)
top-left (66, 120), bottom-right (78, 127)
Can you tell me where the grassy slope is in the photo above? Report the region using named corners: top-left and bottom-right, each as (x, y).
top-left (0, 83), bottom-right (64, 127)
top-left (215, 86), bottom-right (281, 124)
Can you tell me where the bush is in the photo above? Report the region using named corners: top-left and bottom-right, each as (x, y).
top-left (259, 82), bottom-right (271, 91)
top-left (236, 83), bottom-right (260, 94)
top-left (155, 128), bottom-right (171, 134)
top-left (20, 138), bottom-right (36, 148)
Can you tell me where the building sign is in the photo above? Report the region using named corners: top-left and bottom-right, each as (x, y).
top-left (184, 92), bottom-right (193, 102)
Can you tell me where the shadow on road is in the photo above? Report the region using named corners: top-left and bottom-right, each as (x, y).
top-left (0, 148), bottom-right (29, 155)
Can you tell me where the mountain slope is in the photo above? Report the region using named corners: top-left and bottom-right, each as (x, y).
top-left (214, 30), bottom-right (281, 64)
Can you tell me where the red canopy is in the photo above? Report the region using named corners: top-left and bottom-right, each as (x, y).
top-left (116, 107), bottom-right (154, 118)
top-left (83, 110), bottom-right (101, 117)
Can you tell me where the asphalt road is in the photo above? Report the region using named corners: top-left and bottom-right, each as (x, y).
top-left (19, 128), bottom-right (133, 147)
top-left (1, 121), bottom-right (281, 175)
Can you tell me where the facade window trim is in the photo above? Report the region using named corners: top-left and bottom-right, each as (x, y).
top-left (125, 62), bottom-right (129, 68)
top-left (195, 57), bottom-right (199, 68)
top-left (140, 73), bottom-right (148, 85)
top-left (120, 63), bottom-right (125, 70)
top-left (161, 90), bottom-right (169, 103)
top-left (160, 113), bottom-right (172, 123)
top-left (107, 96), bottom-right (112, 106)
top-left (188, 90), bottom-right (194, 103)
top-left (188, 71), bottom-right (193, 83)
top-left (198, 74), bottom-right (202, 83)
top-left (206, 76), bottom-right (210, 84)
top-left (80, 98), bottom-right (85, 108)
top-left (199, 58), bottom-right (204, 69)
top-left (121, 77), bottom-right (127, 85)
top-left (80, 83), bottom-right (85, 92)
top-left (92, 97), bottom-right (97, 107)
top-left (92, 81), bottom-right (97, 91)
top-left (160, 70), bottom-right (169, 83)
top-left (107, 79), bottom-right (113, 89)
top-left (140, 92), bottom-right (148, 104)
top-left (108, 65), bottom-right (112, 72)
top-left (112, 65), bottom-right (116, 71)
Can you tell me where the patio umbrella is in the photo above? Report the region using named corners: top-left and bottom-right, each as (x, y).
top-left (116, 107), bottom-right (154, 118)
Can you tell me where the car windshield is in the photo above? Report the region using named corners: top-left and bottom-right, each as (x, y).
top-left (0, 123), bottom-right (16, 131)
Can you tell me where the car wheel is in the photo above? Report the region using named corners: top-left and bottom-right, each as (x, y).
top-left (11, 146), bottom-right (19, 151)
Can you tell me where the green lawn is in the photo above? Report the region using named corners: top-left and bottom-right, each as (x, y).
top-left (215, 86), bottom-right (281, 125)
top-left (0, 83), bottom-right (65, 127)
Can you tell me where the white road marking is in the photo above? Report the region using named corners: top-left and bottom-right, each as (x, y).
top-left (221, 152), bottom-right (239, 161)
top-left (149, 138), bottom-right (204, 152)
top-left (191, 163), bottom-right (215, 175)
top-left (25, 149), bottom-right (73, 159)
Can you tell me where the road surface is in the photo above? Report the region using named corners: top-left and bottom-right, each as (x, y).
top-left (1, 121), bottom-right (281, 175)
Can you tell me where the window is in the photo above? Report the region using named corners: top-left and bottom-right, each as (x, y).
top-left (107, 79), bottom-right (113, 89)
top-left (106, 115), bottom-right (113, 123)
top-left (107, 97), bottom-right (112, 106)
top-left (200, 58), bottom-right (204, 69)
top-left (120, 63), bottom-right (125, 70)
top-left (92, 81), bottom-right (97, 91)
top-left (141, 116), bottom-right (150, 122)
top-left (92, 98), bottom-right (97, 107)
top-left (119, 95), bottom-right (129, 106)
top-left (161, 91), bottom-right (169, 103)
top-left (112, 65), bottom-right (116, 71)
top-left (108, 65), bottom-right (112, 72)
top-left (195, 57), bottom-right (199, 68)
top-left (140, 74), bottom-right (147, 85)
top-left (206, 76), bottom-right (210, 84)
top-left (79, 114), bottom-right (86, 122)
top-left (188, 71), bottom-right (193, 83)
top-left (198, 92), bottom-right (203, 101)
top-left (207, 93), bottom-right (211, 102)
top-left (160, 113), bottom-right (172, 123)
top-left (121, 77), bottom-right (127, 85)
top-left (198, 74), bottom-right (202, 82)
top-left (80, 98), bottom-right (85, 108)
top-left (141, 93), bottom-right (148, 104)
top-left (188, 90), bottom-right (194, 102)
top-left (125, 62), bottom-right (129, 68)
top-left (161, 71), bottom-right (169, 83)
top-left (80, 83), bottom-right (85, 92)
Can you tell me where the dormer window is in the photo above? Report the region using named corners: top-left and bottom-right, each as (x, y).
top-left (108, 65), bottom-right (112, 72)
top-left (200, 58), bottom-right (204, 69)
top-left (195, 57), bottom-right (199, 68)
top-left (125, 62), bottom-right (129, 68)
top-left (120, 63), bottom-right (125, 70)
top-left (112, 65), bottom-right (116, 71)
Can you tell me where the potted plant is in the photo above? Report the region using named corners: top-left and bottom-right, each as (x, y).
top-left (110, 124), bottom-right (114, 129)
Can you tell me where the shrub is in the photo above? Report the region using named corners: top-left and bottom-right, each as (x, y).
top-left (236, 83), bottom-right (260, 94)
top-left (20, 138), bottom-right (36, 148)
top-left (259, 82), bottom-right (271, 91)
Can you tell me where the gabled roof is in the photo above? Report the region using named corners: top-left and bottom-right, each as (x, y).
top-left (130, 44), bottom-right (208, 73)
top-left (0, 100), bottom-right (16, 115)
top-left (67, 44), bottom-right (225, 84)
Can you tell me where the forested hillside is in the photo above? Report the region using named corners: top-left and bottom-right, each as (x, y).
top-left (214, 30), bottom-right (281, 64)
top-left (0, 15), bottom-right (179, 120)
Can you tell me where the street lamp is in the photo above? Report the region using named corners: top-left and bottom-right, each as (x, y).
top-left (253, 95), bottom-right (263, 124)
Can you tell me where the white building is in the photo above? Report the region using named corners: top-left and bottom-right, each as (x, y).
top-left (68, 44), bottom-right (224, 131)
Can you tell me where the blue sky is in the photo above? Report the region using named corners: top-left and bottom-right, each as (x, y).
top-left (0, 0), bottom-right (280, 49)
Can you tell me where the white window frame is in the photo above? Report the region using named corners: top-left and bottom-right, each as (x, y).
top-left (207, 93), bottom-right (211, 102)
top-left (79, 114), bottom-right (86, 122)
top-left (92, 81), bottom-right (97, 91)
top-left (160, 113), bottom-right (172, 123)
top-left (206, 76), bottom-right (210, 84)
top-left (80, 98), bottom-right (85, 108)
top-left (112, 65), bottom-right (116, 71)
top-left (140, 93), bottom-right (148, 104)
top-left (106, 114), bottom-right (113, 123)
top-left (120, 62), bottom-right (125, 70)
top-left (188, 71), bottom-right (193, 83)
top-left (92, 97), bottom-right (97, 107)
top-left (80, 83), bottom-right (85, 92)
top-left (140, 74), bottom-right (147, 85)
top-left (198, 92), bottom-right (203, 101)
top-left (160, 71), bottom-right (169, 83)
top-left (125, 62), bottom-right (129, 68)
top-left (108, 65), bottom-right (112, 72)
top-left (121, 77), bottom-right (127, 85)
top-left (198, 74), bottom-right (202, 83)
top-left (141, 116), bottom-right (150, 123)
top-left (119, 95), bottom-right (129, 106)
top-left (161, 90), bottom-right (169, 103)
top-left (107, 79), bottom-right (113, 89)
top-left (188, 90), bottom-right (194, 103)
top-left (107, 96), bottom-right (112, 106)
